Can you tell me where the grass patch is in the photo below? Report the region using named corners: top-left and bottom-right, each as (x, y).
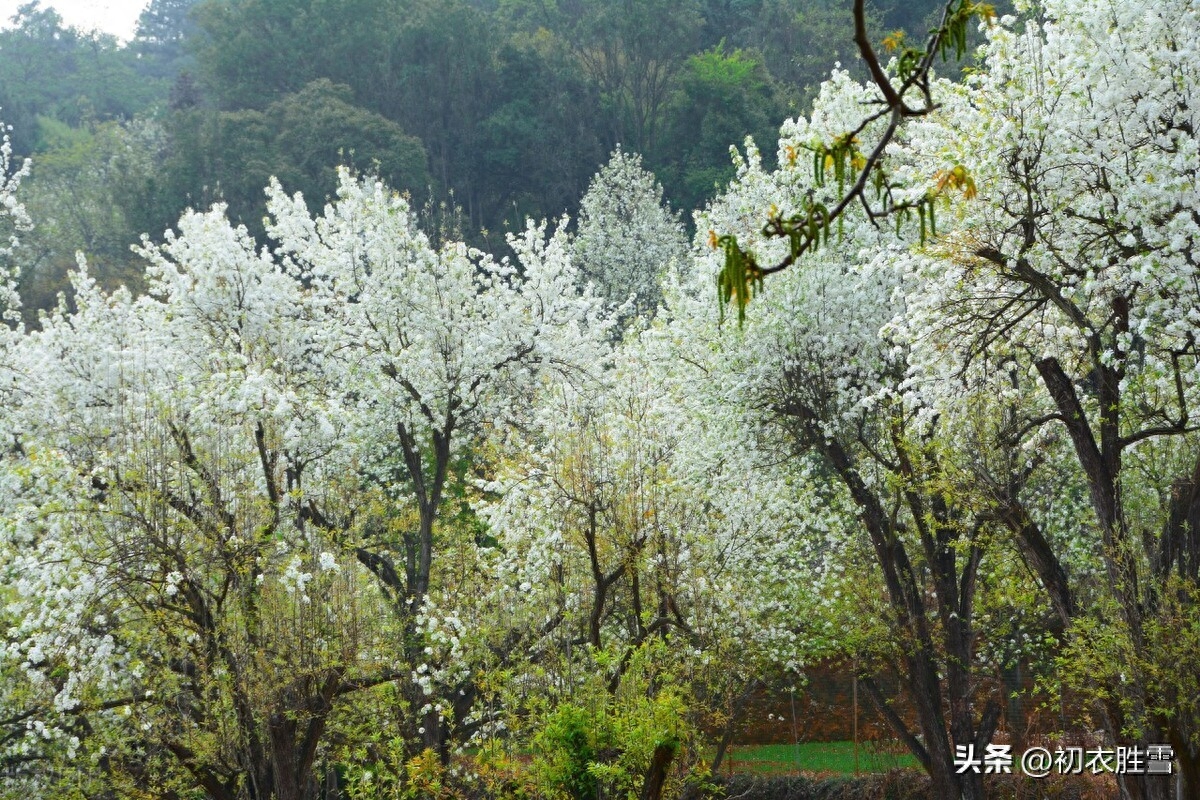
top-left (721, 741), bottom-right (920, 776)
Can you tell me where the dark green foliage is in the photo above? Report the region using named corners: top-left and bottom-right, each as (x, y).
top-left (14, 118), bottom-right (161, 318)
top-left (158, 81), bottom-right (429, 237)
top-left (168, 71), bottom-right (203, 110)
top-left (0, 4), bottom-right (162, 155)
top-left (190, 0), bottom-right (401, 110)
top-left (380, 0), bottom-right (498, 221)
top-left (656, 44), bottom-right (786, 213)
top-left (733, 0), bottom-right (876, 110)
top-left (535, 704), bottom-right (608, 800)
top-left (270, 80), bottom-right (429, 212)
top-left (562, 0), bottom-right (705, 156)
top-left (475, 39), bottom-right (606, 247)
top-left (130, 0), bottom-right (202, 80)
top-left (698, 0), bottom-right (764, 49)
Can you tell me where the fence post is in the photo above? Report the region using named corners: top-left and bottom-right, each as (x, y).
top-left (853, 657), bottom-right (860, 776)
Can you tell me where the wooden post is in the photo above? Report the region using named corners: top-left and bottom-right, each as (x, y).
top-left (790, 686), bottom-right (800, 774)
top-left (853, 657), bottom-right (860, 776)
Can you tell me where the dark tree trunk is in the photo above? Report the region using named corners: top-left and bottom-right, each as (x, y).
top-left (776, 396), bottom-right (998, 800)
top-left (1034, 357), bottom-right (1198, 800)
top-left (640, 741), bottom-right (677, 800)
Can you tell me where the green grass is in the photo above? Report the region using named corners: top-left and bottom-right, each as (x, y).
top-left (719, 741), bottom-right (920, 776)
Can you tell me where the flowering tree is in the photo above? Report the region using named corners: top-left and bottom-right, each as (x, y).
top-left (710, 0), bottom-right (1200, 797)
top-left (693, 128), bottom-right (1031, 799)
top-left (0, 168), bottom-right (614, 798)
top-left (891, 3), bottom-right (1200, 796)
top-left (469, 281), bottom-right (861, 798)
top-left (265, 171), bottom-right (613, 756)
top-left (0, 222), bottom-right (395, 798)
top-left (0, 116), bottom-right (30, 320)
top-left (573, 147), bottom-right (687, 324)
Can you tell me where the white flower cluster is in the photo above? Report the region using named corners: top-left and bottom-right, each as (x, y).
top-left (280, 555), bottom-right (314, 599)
top-left (0, 117), bottom-right (30, 318)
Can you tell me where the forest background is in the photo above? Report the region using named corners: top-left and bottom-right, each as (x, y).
top-left (0, 0), bottom-right (957, 319)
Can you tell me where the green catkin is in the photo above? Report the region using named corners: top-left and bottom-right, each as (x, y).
top-left (716, 234), bottom-right (764, 324)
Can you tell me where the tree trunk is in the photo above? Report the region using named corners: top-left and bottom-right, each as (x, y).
top-left (1118, 773), bottom-right (1175, 800)
top-left (640, 741), bottom-right (676, 800)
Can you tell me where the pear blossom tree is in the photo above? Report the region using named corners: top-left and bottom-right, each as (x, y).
top-left (0, 222), bottom-right (399, 799)
top-left (573, 147), bottom-right (687, 325)
top-left (0, 120), bottom-right (39, 791)
top-left (694, 127), bottom-right (1033, 799)
top-left (887, 3), bottom-right (1200, 796)
top-left (263, 171), bottom-right (614, 757)
top-left (710, 0), bottom-right (1200, 797)
top-left (481, 362), bottom-right (710, 800)
top-left (471, 297), bottom-right (859, 798)
top-left (0, 116), bottom-right (30, 320)
top-left (0, 168), bottom-right (615, 798)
